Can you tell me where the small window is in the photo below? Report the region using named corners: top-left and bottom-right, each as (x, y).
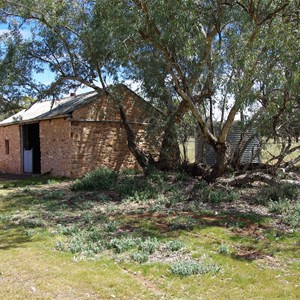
top-left (5, 140), bottom-right (9, 154)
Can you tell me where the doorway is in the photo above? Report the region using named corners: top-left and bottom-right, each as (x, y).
top-left (22, 123), bottom-right (41, 174)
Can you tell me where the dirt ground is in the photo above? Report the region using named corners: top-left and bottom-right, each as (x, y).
top-left (0, 173), bottom-right (38, 181)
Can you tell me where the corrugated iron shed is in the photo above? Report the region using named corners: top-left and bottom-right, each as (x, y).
top-left (195, 125), bottom-right (260, 165)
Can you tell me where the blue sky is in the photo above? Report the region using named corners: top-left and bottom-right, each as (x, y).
top-left (0, 23), bottom-right (95, 96)
top-left (0, 23), bottom-right (56, 85)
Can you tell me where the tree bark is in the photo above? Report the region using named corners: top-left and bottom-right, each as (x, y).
top-left (205, 142), bottom-right (231, 182)
top-left (119, 106), bottom-right (155, 171)
top-left (157, 116), bottom-right (181, 171)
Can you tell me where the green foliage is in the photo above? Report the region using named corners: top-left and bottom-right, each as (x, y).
top-left (259, 183), bottom-right (298, 203)
top-left (139, 237), bottom-right (159, 255)
top-left (1, 0), bottom-right (299, 175)
top-left (19, 218), bottom-right (45, 228)
top-left (96, 193), bottom-right (110, 202)
top-left (71, 168), bottom-right (118, 191)
top-left (109, 237), bottom-right (141, 253)
top-left (104, 221), bottom-right (119, 232)
top-left (166, 240), bottom-right (186, 252)
top-left (117, 177), bottom-right (149, 196)
top-left (197, 181), bottom-right (239, 203)
top-left (131, 251), bottom-right (149, 264)
top-left (268, 199), bottom-right (300, 228)
top-left (119, 169), bottom-right (141, 176)
top-left (55, 230), bottom-right (104, 257)
top-left (268, 199), bottom-right (293, 214)
top-left (256, 182), bottom-right (299, 228)
top-left (171, 260), bottom-right (220, 277)
top-left (0, 214), bottom-right (12, 223)
top-left (82, 213), bottom-right (93, 224)
top-left (56, 224), bottom-right (80, 236)
top-left (71, 168), bottom-right (190, 205)
top-left (47, 179), bottom-right (61, 185)
top-left (217, 244), bottom-right (230, 255)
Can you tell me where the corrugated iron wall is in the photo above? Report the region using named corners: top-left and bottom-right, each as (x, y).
top-left (195, 125), bottom-right (260, 165)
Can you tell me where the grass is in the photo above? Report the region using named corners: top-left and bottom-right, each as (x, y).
top-left (0, 171), bottom-right (299, 299)
top-left (260, 141), bottom-right (300, 166)
top-left (180, 138), bottom-right (195, 162)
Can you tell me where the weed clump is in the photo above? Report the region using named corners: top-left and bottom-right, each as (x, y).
top-left (166, 240), bottom-right (186, 252)
top-left (257, 183), bottom-right (299, 228)
top-left (268, 199), bottom-right (300, 228)
top-left (258, 183), bottom-right (298, 204)
top-left (139, 237), bottom-right (159, 254)
top-left (131, 251), bottom-right (149, 263)
top-left (71, 168), bottom-right (118, 191)
top-left (55, 230), bottom-right (104, 257)
top-left (196, 180), bottom-right (239, 203)
top-left (217, 244), bottom-right (230, 255)
top-left (171, 259), bottom-right (220, 276)
top-left (109, 236), bottom-right (141, 253)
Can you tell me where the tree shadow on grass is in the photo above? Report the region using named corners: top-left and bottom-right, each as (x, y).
top-left (0, 175), bottom-right (294, 262)
top-left (0, 226), bottom-right (31, 250)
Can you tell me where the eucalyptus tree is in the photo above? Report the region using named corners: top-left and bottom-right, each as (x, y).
top-left (0, 0), bottom-right (184, 171)
top-left (249, 10), bottom-right (300, 170)
top-left (0, 23), bottom-right (38, 117)
top-left (93, 0), bottom-right (298, 178)
top-left (0, 0), bottom-right (299, 178)
top-left (0, 0), bottom-right (109, 94)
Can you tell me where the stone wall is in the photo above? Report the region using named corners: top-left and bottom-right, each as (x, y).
top-left (70, 121), bottom-right (145, 177)
top-left (69, 90), bottom-right (158, 177)
top-left (39, 118), bottom-right (72, 177)
top-left (72, 86), bottom-right (157, 123)
top-left (0, 87), bottom-right (160, 177)
top-left (0, 125), bottom-right (22, 174)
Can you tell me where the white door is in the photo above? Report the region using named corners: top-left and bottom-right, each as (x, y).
top-left (23, 149), bottom-right (33, 173)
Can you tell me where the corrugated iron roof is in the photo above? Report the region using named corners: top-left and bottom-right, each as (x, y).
top-left (0, 90), bottom-right (101, 126)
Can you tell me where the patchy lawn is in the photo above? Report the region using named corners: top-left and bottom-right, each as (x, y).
top-left (0, 172), bottom-right (299, 299)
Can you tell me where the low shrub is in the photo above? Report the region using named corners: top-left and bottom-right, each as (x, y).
top-left (268, 198), bottom-right (292, 214)
top-left (217, 244), bottom-right (230, 255)
top-left (196, 180), bottom-right (238, 203)
top-left (171, 259), bottom-right (220, 276)
top-left (55, 230), bottom-right (104, 255)
top-left (269, 198), bottom-right (300, 228)
top-left (139, 237), bottom-right (159, 254)
top-left (105, 221), bottom-right (119, 232)
top-left (166, 240), bottom-right (186, 252)
top-left (258, 183), bottom-right (298, 204)
top-left (131, 251), bottom-right (149, 263)
top-left (116, 176), bottom-right (157, 200)
top-left (109, 236), bottom-right (141, 253)
top-left (71, 168), bottom-right (118, 191)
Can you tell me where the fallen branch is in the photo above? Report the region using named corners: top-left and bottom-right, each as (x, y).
top-left (216, 172), bottom-right (300, 187)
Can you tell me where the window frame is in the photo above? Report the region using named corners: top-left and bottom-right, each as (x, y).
top-left (5, 139), bottom-right (9, 155)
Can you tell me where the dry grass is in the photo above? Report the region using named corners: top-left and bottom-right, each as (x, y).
top-left (180, 138), bottom-right (195, 163)
top-left (261, 142), bottom-right (300, 165)
top-left (0, 175), bottom-right (299, 299)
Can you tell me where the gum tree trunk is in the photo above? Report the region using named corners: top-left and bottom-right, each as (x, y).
top-left (205, 142), bottom-right (231, 182)
top-left (157, 116), bottom-right (181, 171)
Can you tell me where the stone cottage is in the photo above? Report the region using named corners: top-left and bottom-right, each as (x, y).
top-left (0, 85), bottom-right (157, 177)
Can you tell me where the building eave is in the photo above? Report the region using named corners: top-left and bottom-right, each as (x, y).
top-left (0, 114), bottom-right (72, 127)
